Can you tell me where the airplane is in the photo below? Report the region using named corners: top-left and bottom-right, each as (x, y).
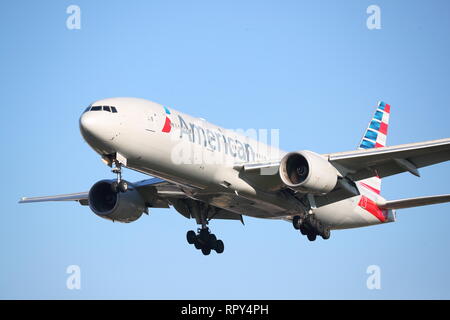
top-left (20, 98), bottom-right (450, 255)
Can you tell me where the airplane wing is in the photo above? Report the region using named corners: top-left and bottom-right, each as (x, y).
top-left (19, 177), bottom-right (244, 221)
top-left (237, 138), bottom-right (450, 183)
top-left (327, 138), bottom-right (450, 181)
top-left (19, 177), bottom-right (181, 208)
top-left (19, 192), bottom-right (89, 205)
top-left (378, 194), bottom-right (450, 210)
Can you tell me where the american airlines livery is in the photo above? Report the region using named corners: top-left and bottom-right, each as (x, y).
top-left (20, 98), bottom-right (450, 255)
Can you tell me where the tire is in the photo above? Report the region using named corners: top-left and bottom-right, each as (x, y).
top-left (194, 239), bottom-right (202, 250)
top-left (321, 227), bottom-right (331, 240)
top-left (208, 234), bottom-right (217, 248)
top-left (186, 230), bottom-right (196, 244)
top-left (201, 248), bottom-right (211, 256)
top-left (215, 240), bottom-right (224, 254)
top-left (111, 181), bottom-right (119, 193)
top-left (299, 225), bottom-right (307, 235)
top-left (292, 216), bottom-right (301, 230)
top-left (118, 180), bottom-right (128, 193)
top-left (307, 233), bottom-right (317, 242)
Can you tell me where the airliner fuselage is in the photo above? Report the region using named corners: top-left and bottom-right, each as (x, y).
top-left (79, 97), bottom-right (394, 229)
top-left (22, 97), bottom-right (450, 255)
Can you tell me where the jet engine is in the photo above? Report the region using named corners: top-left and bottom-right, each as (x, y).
top-left (279, 150), bottom-right (338, 194)
top-left (88, 180), bottom-right (146, 223)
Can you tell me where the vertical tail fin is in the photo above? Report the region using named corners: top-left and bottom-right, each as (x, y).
top-left (357, 101), bottom-right (391, 194)
top-left (359, 101), bottom-right (390, 149)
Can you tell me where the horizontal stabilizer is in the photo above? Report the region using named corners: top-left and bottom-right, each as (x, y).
top-left (378, 194), bottom-right (450, 210)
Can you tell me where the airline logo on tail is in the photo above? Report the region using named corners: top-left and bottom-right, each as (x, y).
top-left (358, 101), bottom-right (392, 221)
top-left (359, 101), bottom-right (390, 149)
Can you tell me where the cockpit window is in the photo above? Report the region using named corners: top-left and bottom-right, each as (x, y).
top-left (84, 105), bottom-right (118, 113)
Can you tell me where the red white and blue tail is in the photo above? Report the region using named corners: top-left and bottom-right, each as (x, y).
top-left (358, 101), bottom-right (391, 194)
top-left (359, 101), bottom-right (390, 149)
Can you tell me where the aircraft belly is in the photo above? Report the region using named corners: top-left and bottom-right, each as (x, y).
top-left (203, 193), bottom-right (287, 219)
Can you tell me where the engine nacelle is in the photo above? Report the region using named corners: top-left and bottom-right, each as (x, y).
top-left (279, 150), bottom-right (338, 194)
top-left (88, 180), bottom-right (146, 223)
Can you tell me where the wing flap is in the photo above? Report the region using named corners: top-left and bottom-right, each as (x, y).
top-left (378, 194), bottom-right (450, 210)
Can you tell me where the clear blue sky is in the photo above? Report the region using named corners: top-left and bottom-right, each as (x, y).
top-left (1, 0), bottom-right (450, 299)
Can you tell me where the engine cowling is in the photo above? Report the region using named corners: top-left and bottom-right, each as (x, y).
top-left (88, 180), bottom-right (146, 223)
top-left (279, 150), bottom-right (338, 194)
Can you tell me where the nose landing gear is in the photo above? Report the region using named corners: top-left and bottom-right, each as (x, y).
top-left (110, 161), bottom-right (128, 193)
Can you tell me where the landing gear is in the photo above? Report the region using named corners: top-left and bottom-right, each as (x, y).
top-left (307, 233), bottom-right (317, 241)
top-left (178, 198), bottom-right (226, 255)
top-left (186, 230), bottom-right (196, 244)
top-left (186, 228), bottom-right (225, 255)
top-left (321, 227), bottom-right (331, 240)
top-left (111, 180), bottom-right (128, 193)
top-left (293, 214), bottom-right (331, 241)
top-left (111, 161), bottom-right (128, 193)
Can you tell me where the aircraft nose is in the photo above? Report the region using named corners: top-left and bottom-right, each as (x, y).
top-left (79, 111), bottom-right (97, 137)
top-left (79, 109), bottom-right (117, 145)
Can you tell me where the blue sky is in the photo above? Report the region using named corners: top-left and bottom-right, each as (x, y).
top-left (1, 0), bottom-right (450, 299)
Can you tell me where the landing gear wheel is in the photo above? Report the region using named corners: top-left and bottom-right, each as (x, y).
top-left (186, 222), bottom-right (225, 254)
top-left (186, 230), bottom-right (197, 244)
top-left (299, 225), bottom-right (307, 235)
top-left (208, 234), bottom-right (217, 248)
top-left (293, 216), bottom-right (301, 230)
top-left (111, 181), bottom-right (119, 193)
top-left (321, 227), bottom-right (331, 240)
top-left (118, 180), bottom-right (128, 193)
top-left (215, 240), bottom-right (224, 254)
top-left (307, 233), bottom-right (317, 242)
top-left (201, 248), bottom-right (211, 256)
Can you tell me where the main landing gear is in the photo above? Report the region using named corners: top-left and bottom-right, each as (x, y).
top-left (293, 214), bottom-right (331, 241)
top-left (111, 161), bottom-right (128, 193)
top-left (186, 227), bottom-right (225, 255)
top-left (177, 199), bottom-right (225, 256)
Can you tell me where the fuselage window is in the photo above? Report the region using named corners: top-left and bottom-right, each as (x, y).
top-left (91, 106), bottom-right (102, 111)
top-left (103, 106), bottom-right (111, 112)
top-left (111, 106), bottom-right (118, 113)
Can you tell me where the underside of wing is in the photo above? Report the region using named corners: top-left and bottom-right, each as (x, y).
top-left (328, 138), bottom-right (450, 181)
